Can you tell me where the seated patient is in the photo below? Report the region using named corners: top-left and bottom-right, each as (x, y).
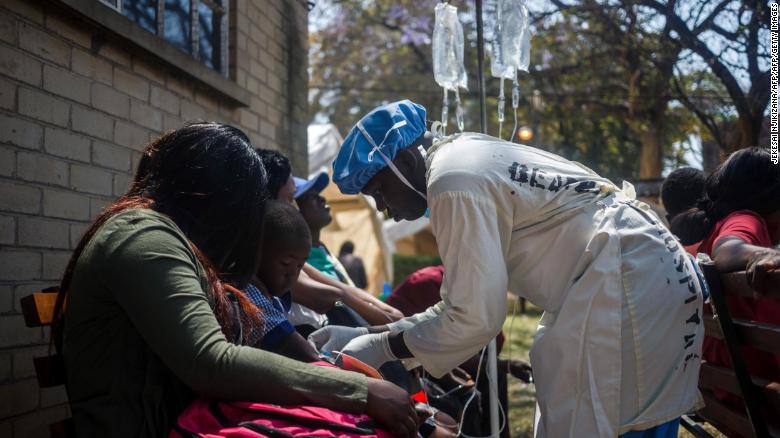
top-left (245, 201), bottom-right (320, 362)
top-left (56, 123), bottom-right (416, 438)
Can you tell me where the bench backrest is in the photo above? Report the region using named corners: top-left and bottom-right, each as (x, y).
top-left (19, 287), bottom-right (72, 437)
top-left (698, 263), bottom-right (780, 438)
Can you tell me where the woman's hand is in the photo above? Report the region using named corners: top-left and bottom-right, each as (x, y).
top-left (746, 249), bottom-right (780, 295)
top-left (365, 378), bottom-right (418, 438)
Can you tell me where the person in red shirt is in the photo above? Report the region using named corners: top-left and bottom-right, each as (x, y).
top-left (671, 147), bottom-right (780, 402)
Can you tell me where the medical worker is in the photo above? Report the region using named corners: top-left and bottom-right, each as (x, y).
top-left (309, 100), bottom-right (704, 437)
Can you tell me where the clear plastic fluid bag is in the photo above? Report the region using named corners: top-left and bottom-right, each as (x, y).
top-left (499, 0), bottom-right (530, 74)
top-left (432, 2), bottom-right (467, 133)
top-left (498, 0), bottom-right (532, 141)
top-left (489, 3), bottom-right (515, 138)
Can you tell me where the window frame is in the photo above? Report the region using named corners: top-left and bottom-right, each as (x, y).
top-left (55, 0), bottom-right (249, 106)
top-left (98, 0), bottom-right (229, 76)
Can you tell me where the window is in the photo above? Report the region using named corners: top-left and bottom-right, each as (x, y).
top-left (98, 0), bottom-right (228, 76)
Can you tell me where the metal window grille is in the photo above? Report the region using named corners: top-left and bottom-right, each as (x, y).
top-left (97, 0), bottom-right (229, 77)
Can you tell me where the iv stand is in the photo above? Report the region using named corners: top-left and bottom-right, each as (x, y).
top-left (476, 2), bottom-right (500, 438)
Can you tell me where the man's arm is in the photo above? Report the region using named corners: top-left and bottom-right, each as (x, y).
top-left (401, 190), bottom-right (511, 378)
top-left (340, 191), bottom-right (512, 376)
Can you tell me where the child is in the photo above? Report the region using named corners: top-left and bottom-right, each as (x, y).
top-left (246, 200), bottom-right (321, 362)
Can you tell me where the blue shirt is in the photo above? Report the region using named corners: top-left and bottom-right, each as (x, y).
top-left (243, 284), bottom-right (295, 349)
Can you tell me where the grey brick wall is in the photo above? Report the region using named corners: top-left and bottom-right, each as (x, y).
top-left (0, 0), bottom-right (309, 435)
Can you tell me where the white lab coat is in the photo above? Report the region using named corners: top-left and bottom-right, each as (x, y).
top-left (401, 134), bottom-right (703, 436)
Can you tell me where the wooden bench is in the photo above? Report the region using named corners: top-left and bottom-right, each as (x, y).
top-left (681, 264), bottom-right (780, 438)
top-left (19, 286), bottom-right (73, 438)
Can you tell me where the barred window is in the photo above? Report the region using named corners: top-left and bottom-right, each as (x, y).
top-left (98, 0), bottom-right (228, 76)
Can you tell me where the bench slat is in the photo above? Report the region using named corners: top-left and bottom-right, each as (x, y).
top-left (699, 362), bottom-right (780, 414)
top-left (720, 271), bottom-right (780, 300)
top-left (698, 390), bottom-right (755, 438)
top-left (702, 314), bottom-right (780, 355)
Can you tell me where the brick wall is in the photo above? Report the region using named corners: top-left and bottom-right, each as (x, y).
top-left (0, 0), bottom-right (309, 435)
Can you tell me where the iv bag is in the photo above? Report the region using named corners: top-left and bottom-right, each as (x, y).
top-left (432, 2), bottom-right (467, 91)
top-left (499, 0), bottom-right (531, 73)
top-left (489, 11), bottom-right (513, 79)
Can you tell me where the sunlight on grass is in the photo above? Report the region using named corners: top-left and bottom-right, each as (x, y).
top-left (499, 298), bottom-right (725, 438)
top-left (499, 299), bottom-right (540, 438)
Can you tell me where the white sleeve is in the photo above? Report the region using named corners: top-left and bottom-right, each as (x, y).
top-left (385, 302), bottom-right (445, 333)
top-left (404, 191), bottom-right (510, 378)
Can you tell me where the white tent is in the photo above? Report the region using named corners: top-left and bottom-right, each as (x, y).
top-left (307, 124), bottom-right (344, 175)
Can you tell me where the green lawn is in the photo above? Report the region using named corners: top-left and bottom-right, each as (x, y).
top-left (499, 298), bottom-right (723, 438)
top-left (499, 300), bottom-right (539, 438)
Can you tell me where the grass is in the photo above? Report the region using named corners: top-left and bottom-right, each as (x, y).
top-left (499, 299), bottom-right (539, 438)
top-left (499, 298), bottom-right (724, 438)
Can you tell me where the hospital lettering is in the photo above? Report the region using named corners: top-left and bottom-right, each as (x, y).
top-left (685, 309), bottom-right (700, 325)
top-left (507, 162), bottom-right (600, 194)
top-left (684, 352), bottom-right (699, 370)
top-left (530, 168), bottom-right (547, 188)
top-left (656, 226), bottom-right (702, 370)
top-left (574, 181), bottom-right (597, 193)
top-left (547, 175), bottom-right (563, 192)
top-left (674, 254), bottom-right (685, 272)
top-left (508, 162), bottom-right (529, 183)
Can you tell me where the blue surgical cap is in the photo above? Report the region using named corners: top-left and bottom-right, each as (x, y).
top-left (332, 100), bottom-right (427, 194)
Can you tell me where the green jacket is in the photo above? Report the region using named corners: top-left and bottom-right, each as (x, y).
top-left (63, 209), bottom-right (367, 437)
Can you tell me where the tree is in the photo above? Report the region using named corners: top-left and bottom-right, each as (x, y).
top-left (539, 0), bottom-right (693, 178)
top-left (308, 0), bottom-right (701, 180)
top-left (309, 0), bottom-right (442, 134)
top-left (522, 8), bottom-right (698, 179)
top-left (634, 0), bottom-right (772, 152)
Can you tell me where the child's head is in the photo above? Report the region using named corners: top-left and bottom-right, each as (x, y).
top-left (257, 201), bottom-right (312, 295)
top-left (661, 167), bottom-right (705, 223)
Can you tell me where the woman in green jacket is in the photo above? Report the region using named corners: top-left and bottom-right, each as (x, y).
top-left (53, 122), bottom-right (418, 438)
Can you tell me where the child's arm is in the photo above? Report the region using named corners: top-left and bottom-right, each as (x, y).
top-left (291, 266), bottom-right (343, 313)
top-left (271, 331), bottom-right (321, 362)
top-left (340, 286), bottom-right (404, 325)
top-left (303, 264), bottom-right (403, 324)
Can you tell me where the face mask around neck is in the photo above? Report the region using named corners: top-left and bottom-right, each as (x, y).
top-left (357, 121), bottom-right (427, 201)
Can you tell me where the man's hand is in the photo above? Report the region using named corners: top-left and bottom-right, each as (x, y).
top-left (746, 249), bottom-right (780, 295)
top-left (308, 325), bottom-right (367, 353)
top-left (341, 332), bottom-right (397, 369)
top-left (365, 379), bottom-right (418, 438)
